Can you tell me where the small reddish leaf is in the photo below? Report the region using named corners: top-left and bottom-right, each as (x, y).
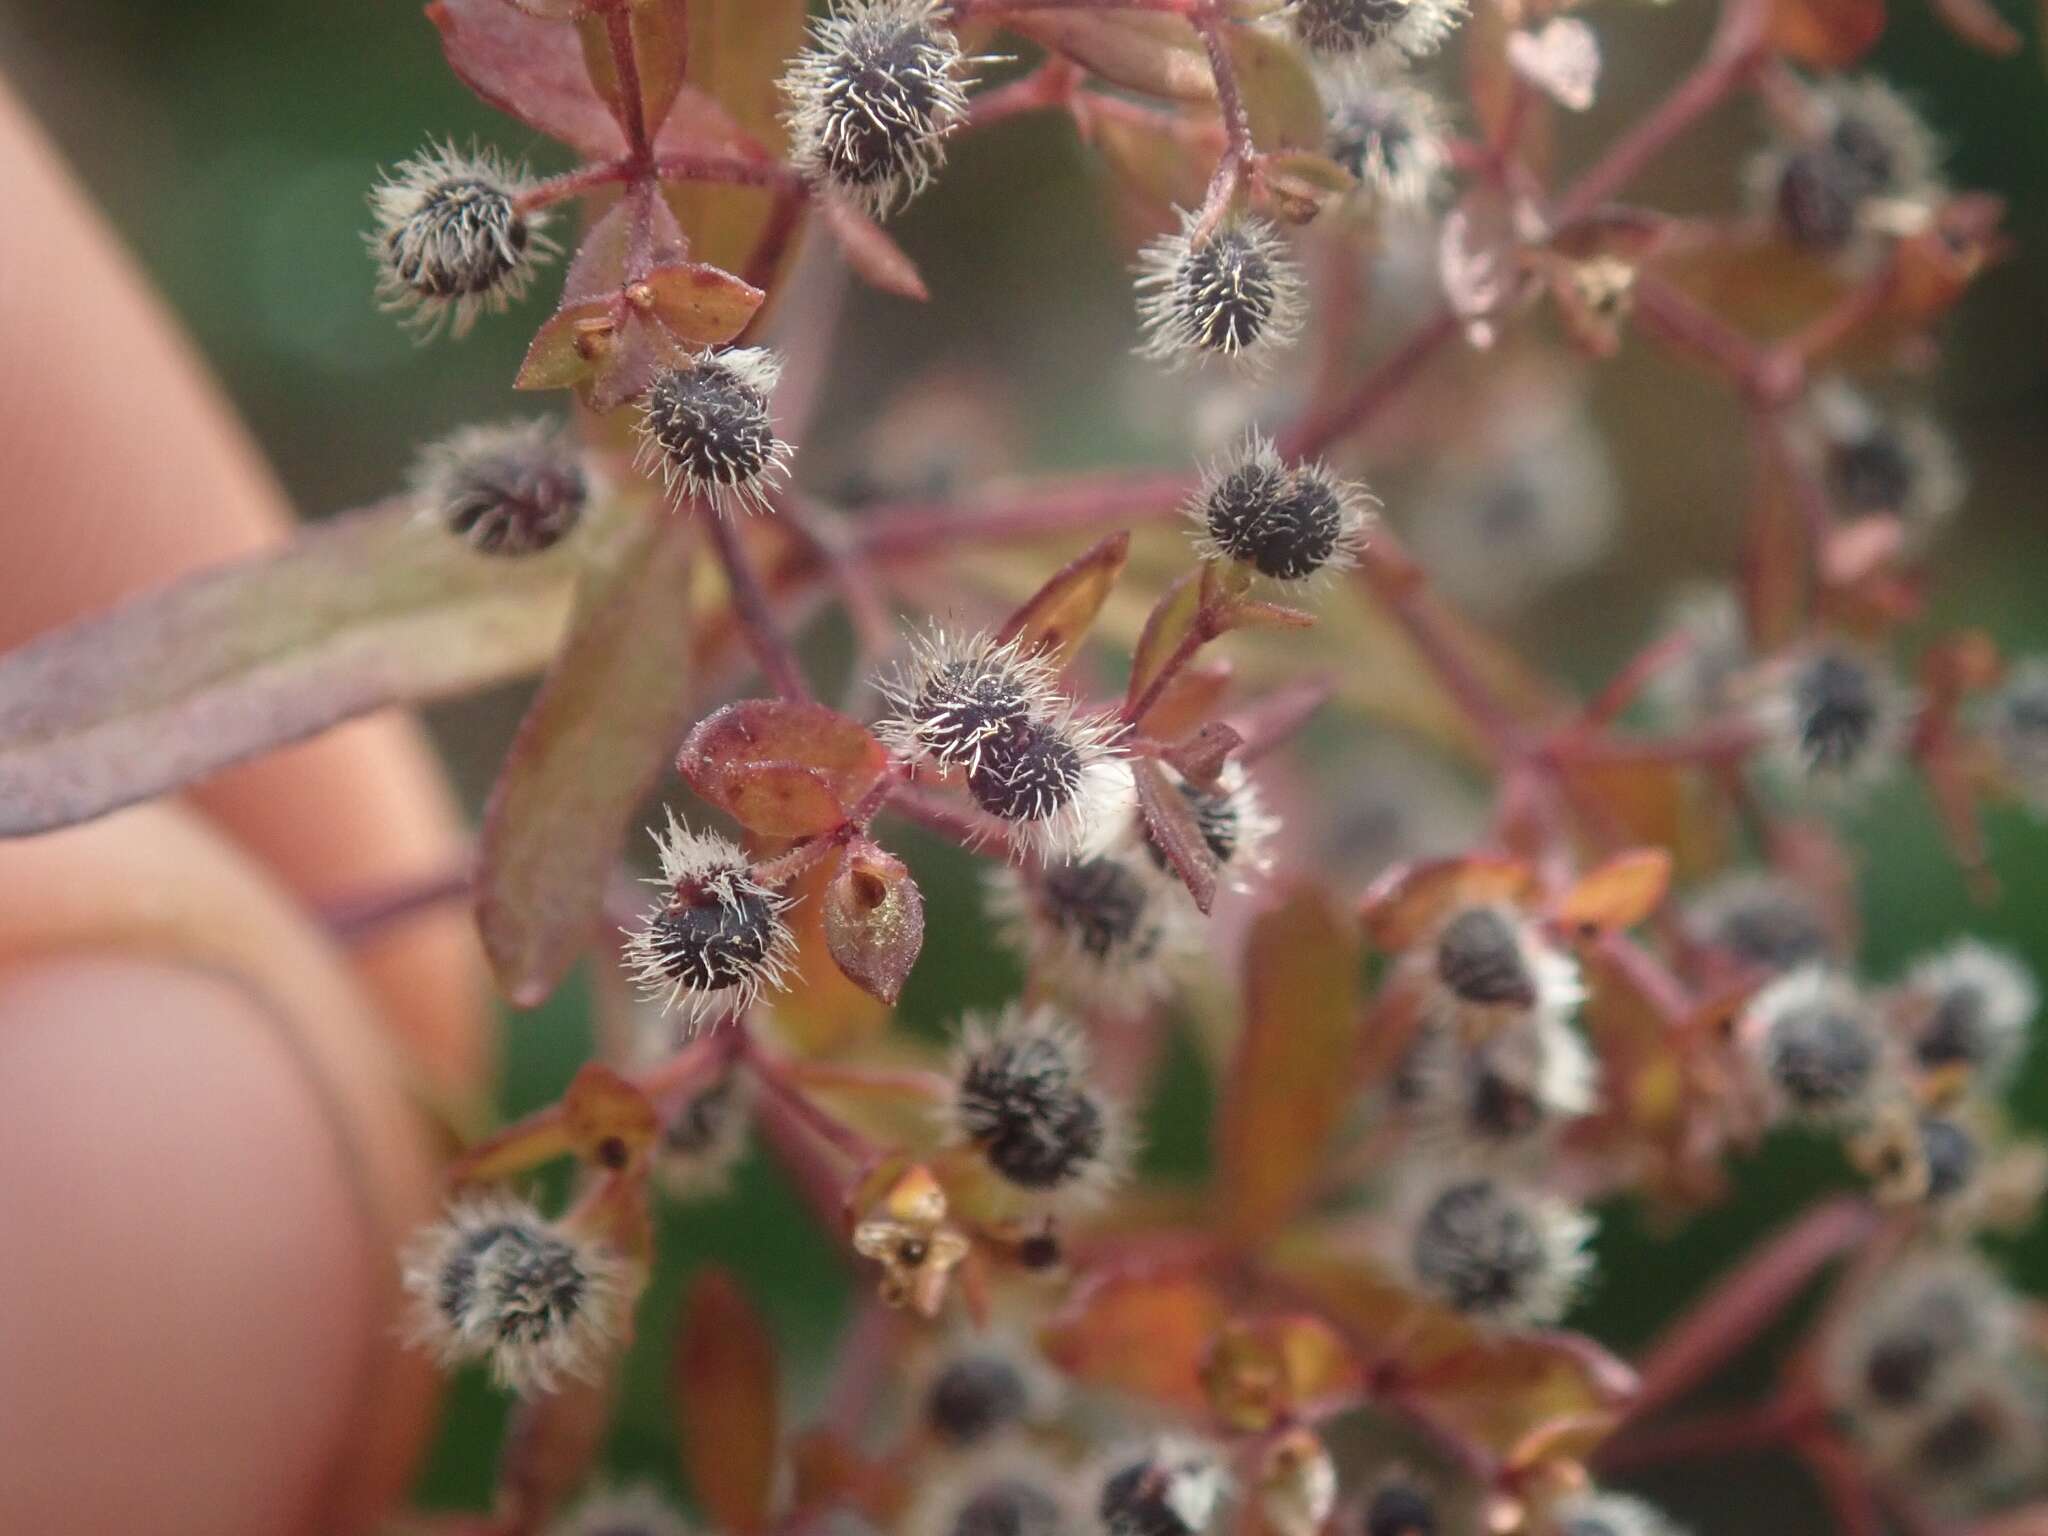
top-left (679, 698), bottom-right (889, 839)
top-left (634, 261), bottom-right (767, 346)
top-left (1359, 855), bottom-right (1535, 951)
top-left (1218, 885), bottom-right (1360, 1243)
top-left (1768, 0), bottom-right (1886, 66)
top-left (1227, 597), bottom-right (1318, 633)
top-left (562, 1062), bottom-right (660, 1172)
top-left (997, 531), bottom-right (1131, 664)
top-left (1411, 1330), bottom-right (1637, 1461)
top-left (1126, 569), bottom-right (1208, 718)
top-left (477, 508), bottom-right (697, 1006)
top-left (1161, 722), bottom-right (1242, 789)
top-left (1224, 26), bottom-right (1325, 153)
top-left (1006, 13), bottom-right (1215, 102)
top-left (516, 297), bottom-right (618, 392)
top-left (0, 500), bottom-right (575, 837)
top-left (1133, 756), bottom-right (1220, 913)
top-left (675, 1269), bottom-right (781, 1534)
top-left (1203, 1315), bottom-right (1364, 1432)
top-left (1261, 150), bottom-right (1357, 224)
top-left (823, 841), bottom-right (926, 1006)
top-left (1040, 1269), bottom-right (1227, 1412)
top-left (1555, 848), bottom-right (1673, 934)
top-left (820, 195), bottom-right (930, 302)
top-left (1931, 0), bottom-right (2023, 52)
top-left (1091, 109), bottom-right (1215, 221)
top-left (497, 1367), bottom-right (625, 1530)
top-left (430, 0), bottom-right (627, 157)
top-left (1140, 660), bottom-right (1236, 742)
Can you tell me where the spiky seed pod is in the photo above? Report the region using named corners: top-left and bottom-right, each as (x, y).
top-left (949, 1006), bottom-right (1131, 1208)
top-left (637, 349), bottom-right (791, 514)
top-left (1826, 1255), bottom-right (2015, 1418)
top-left (1322, 60), bottom-right (1452, 209)
top-left (1740, 966), bottom-right (1887, 1122)
top-left (368, 143), bottom-right (553, 338)
top-left (1287, 0), bottom-right (1470, 61)
top-left (1798, 378), bottom-right (1965, 545)
top-left (1137, 760), bottom-right (1281, 894)
top-left (1097, 1439), bottom-right (1230, 1536)
top-left (1986, 657), bottom-right (2048, 814)
top-left (548, 1485), bottom-right (694, 1536)
top-left (1362, 1475), bottom-right (1438, 1536)
top-left (1396, 1170), bottom-right (1594, 1327)
top-left (1684, 872), bottom-right (1840, 977)
top-left (410, 419), bottom-right (588, 556)
top-left (1405, 1010), bottom-right (1599, 1158)
top-left (1749, 77), bottom-right (1942, 253)
top-left (877, 627), bottom-right (1063, 775)
top-left (402, 1196), bottom-right (631, 1395)
top-left (1187, 434), bottom-right (1374, 584)
top-left (624, 814), bottom-right (796, 1022)
top-left (653, 1066), bottom-right (754, 1200)
top-left (909, 1450), bottom-right (1077, 1536)
top-left (1901, 939), bottom-right (2037, 1090)
top-left (1546, 1492), bottom-right (1687, 1536)
top-left (781, 0), bottom-right (971, 217)
top-left (987, 851), bottom-right (1195, 1011)
top-left (1137, 214), bottom-right (1306, 371)
top-left (963, 710), bottom-right (1132, 861)
top-left (1643, 583), bottom-right (1750, 727)
top-left (1888, 1365), bottom-right (2045, 1502)
top-left (1424, 902), bottom-right (1584, 1028)
top-left (1916, 1113), bottom-right (1979, 1202)
top-left (926, 1353), bottom-right (1031, 1446)
top-left (1758, 644), bottom-right (1909, 793)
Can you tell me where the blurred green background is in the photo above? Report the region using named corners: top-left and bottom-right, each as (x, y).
top-left (5, 0), bottom-right (2047, 1527)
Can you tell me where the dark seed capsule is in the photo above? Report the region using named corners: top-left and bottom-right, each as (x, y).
top-left (1100, 1457), bottom-right (1211, 1536)
top-left (644, 885), bottom-right (781, 993)
top-left (1412, 1179), bottom-right (1545, 1317)
top-left (965, 717), bottom-right (1085, 825)
top-left (1794, 653), bottom-right (1881, 774)
top-left (642, 359), bottom-right (777, 497)
top-left (387, 176), bottom-right (530, 300)
top-left (926, 1353), bottom-right (1032, 1445)
top-left (1174, 227), bottom-right (1284, 355)
top-left (1767, 1002), bottom-right (1876, 1110)
top-left (817, 24), bottom-right (949, 193)
top-left (1775, 148), bottom-right (1861, 252)
top-left (1364, 1484), bottom-right (1437, 1536)
top-left (433, 431), bottom-right (586, 555)
top-left (1038, 857), bottom-right (1154, 963)
top-left (1434, 907), bottom-right (1535, 1008)
top-left (1827, 430), bottom-right (1915, 516)
top-left (1918, 1116), bottom-right (1976, 1202)
top-left (1292, 0), bottom-right (1415, 53)
top-left (952, 1480), bottom-right (1065, 1536)
top-left (1203, 457), bottom-right (1349, 581)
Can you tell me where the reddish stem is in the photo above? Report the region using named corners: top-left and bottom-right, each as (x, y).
top-left (320, 863), bottom-right (473, 944)
top-left (739, 1032), bottom-right (884, 1165)
top-left (651, 152), bottom-right (805, 191)
top-left (1596, 1395), bottom-right (1824, 1472)
top-left (1280, 307), bottom-right (1463, 461)
top-left (604, 6), bottom-right (652, 157)
top-left (704, 505), bottom-right (815, 703)
top-left (1187, 6), bottom-right (1253, 239)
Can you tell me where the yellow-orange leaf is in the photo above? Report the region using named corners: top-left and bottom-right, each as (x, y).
top-left (1040, 1270), bottom-right (1226, 1413)
top-left (1218, 885), bottom-right (1359, 1244)
top-left (1359, 855), bottom-right (1534, 952)
top-left (1768, 0), bottom-right (1886, 67)
top-left (675, 1268), bottom-right (781, 1534)
top-left (1555, 848), bottom-right (1673, 934)
top-left (998, 531), bottom-right (1131, 665)
top-left (562, 1062), bottom-right (659, 1173)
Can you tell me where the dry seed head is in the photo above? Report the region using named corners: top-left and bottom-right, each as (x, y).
top-left (1800, 378), bottom-right (1965, 545)
top-left (636, 349), bottom-right (791, 515)
top-left (781, 0), bottom-right (972, 218)
top-left (1826, 1253), bottom-right (2016, 1419)
top-left (1187, 434), bottom-right (1374, 584)
top-left (1750, 76), bottom-right (1942, 254)
top-left (410, 418), bottom-right (588, 556)
top-left (1405, 1009), bottom-right (1600, 1159)
top-left (987, 850), bottom-right (1196, 1012)
top-left (918, 1329), bottom-right (1060, 1448)
top-left (1396, 1169), bottom-right (1595, 1327)
top-left (625, 813), bottom-right (796, 1023)
top-left (368, 142), bottom-right (553, 338)
top-left (1321, 60), bottom-right (1453, 210)
top-left (1425, 901), bottom-right (1585, 1025)
top-left (877, 626), bottom-right (1066, 775)
top-left (548, 1485), bottom-right (694, 1536)
top-left (1684, 872), bottom-right (1841, 977)
top-left (1546, 1492), bottom-right (1687, 1536)
top-left (402, 1195), bottom-right (631, 1395)
top-left (948, 1005), bottom-right (1132, 1209)
top-left (1757, 643), bottom-right (1910, 794)
top-left (1137, 759), bottom-right (1281, 894)
top-left (1287, 0), bottom-right (1470, 62)
top-left (653, 1064), bottom-right (755, 1201)
top-left (1137, 214), bottom-right (1306, 372)
top-left (1902, 939), bottom-right (2036, 1089)
top-left (1097, 1438), bottom-right (1231, 1536)
top-left (909, 1448), bottom-right (1078, 1536)
top-left (1740, 966), bottom-right (1887, 1123)
top-left (1363, 1476), bottom-right (1439, 1536)
top-left (963, 709), bottom-right (1133, 862)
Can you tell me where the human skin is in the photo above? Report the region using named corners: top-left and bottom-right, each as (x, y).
top-left (0, 79), bottom-right (485, 1535)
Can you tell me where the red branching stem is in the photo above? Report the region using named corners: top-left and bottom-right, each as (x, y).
top-left (1597, 930), bottom-right (1696, 1026)
top-left (1550, 718), bottom-right (1765, 767)
top-left (604, 7), bottom-right (653, 157)
top-left (782, 496), bottom-right (897, 661)
top-left (1187, 6), bottom-right (1254, 240)
top-left (1596, 1395), bottom-right (1824, 1473)
top-left (651, 152), bottom-right (805, 191)
top-left (320, 863), bottom-right (473, 944)
top-left (1622, 1196), bottom-right (1879, 1427)
top-left (883, 780), bottom-right (1018, 861)
top-left (782, 1059), bottom-right (952, 1101)
top-left (966, 57), bottom-right (1076, 128)
top-left (1584, 628), bottom-right (1698, 728)
top-left (1633, 274), bottom-right (1774, 399)
top-left (519, 159), bottom-right (634, 213)
top-left (739, 1032), bottom-right (884, 1166)
top-left (704, 504), bottom-right (815, 703)
top-left (1353, 537), bottom-right (1520, 758)
top-left (947, 0), bottom-right (1196, 16)
top-left (1548, 0), bottom-right (1772, 231)
top-left (1799, 1428), bottom-right (1889, 1536)
top-left (856, 470), bottom-right (1189, 558)
top-left (1280, 307), bottom-right (1463, 460)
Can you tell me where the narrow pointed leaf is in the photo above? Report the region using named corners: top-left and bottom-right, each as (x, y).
top-left (1125, 569), bottom-right (1207, 717)
top-left (1039, 1269), bottom-right (1227, 1412)
top-left (477, 508), bottom-right (696, 1006)
top-left (562, 1061), bottom-right (660, 1173)
top-left (1218, 885), bottom-right (1359, 1243)
top-left (675, 1268), bottom-right (781, 1534)
top-left (0, 501), bottom-right (577, 837)
top-left (496, 1366), bottom-right (625, 1531)
top-left (637, 260), bottom-right (767, 346)
top-left (1223, 26), bottom-right (1324, 153)
top-left (1007, 13), bottom-right (1215, 102)
top-left (1359, 855), bottom-right (1535, 951)
top-left (820, 195), bottom-right (930, 302)
top-left (997, 531), bottom-right (1130, 664)
top-left (1555, 848), bottom-right (1673, 934)
top-left (1768, 0), bottom-right (1886, 66)
top-left (1132, 756), bottom-right (1219, 913)
top-left (430, 0), bottom-right (627, 157)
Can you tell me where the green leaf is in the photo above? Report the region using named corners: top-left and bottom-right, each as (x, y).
top-left (0, 501), bottom-right (577, 837)
top-left (477, 506), bottom-right (697, 1006)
